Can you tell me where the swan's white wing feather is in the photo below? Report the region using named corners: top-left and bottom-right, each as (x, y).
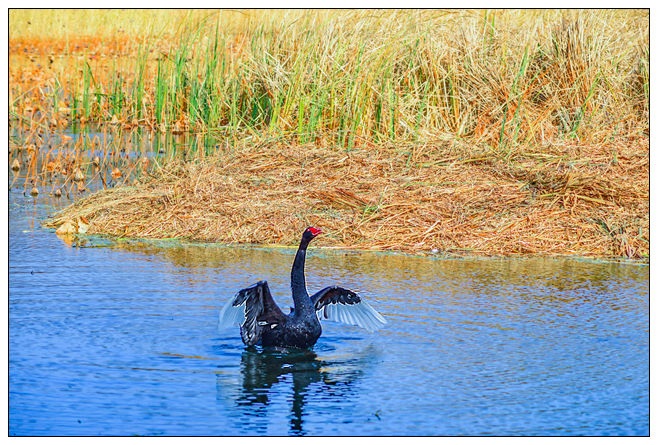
top-left (313, 286), bottom-right (387, 332)
top-left (218, 295), bottom-right (247, 329)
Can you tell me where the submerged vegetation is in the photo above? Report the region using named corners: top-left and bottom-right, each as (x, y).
top-left (9, 9), bottom-right (649, 258)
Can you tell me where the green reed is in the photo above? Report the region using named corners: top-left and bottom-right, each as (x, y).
top-left (19, 9), bottom-right (648, 151)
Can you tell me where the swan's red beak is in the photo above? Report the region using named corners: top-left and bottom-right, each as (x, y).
top-left (309, 227), bottom-right (323, 237)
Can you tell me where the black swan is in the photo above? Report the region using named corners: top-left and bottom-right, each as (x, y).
top-left (218, 227), bottom-right (387, 349)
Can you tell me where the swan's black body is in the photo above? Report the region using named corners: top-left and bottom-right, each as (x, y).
top-left (219, 227), bottom-right (386, 349)
top-left (260, 303), bottom-right (322, 349)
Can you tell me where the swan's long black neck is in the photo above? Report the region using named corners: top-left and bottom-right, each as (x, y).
top-left (291, 237), bottom-right (314, 316)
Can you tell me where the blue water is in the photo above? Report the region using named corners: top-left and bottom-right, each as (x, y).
top-left (8, 188), bottom-right (649, 436)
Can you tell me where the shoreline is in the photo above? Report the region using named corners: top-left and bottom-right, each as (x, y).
top-left (49, 230), bottom-right (651, 265)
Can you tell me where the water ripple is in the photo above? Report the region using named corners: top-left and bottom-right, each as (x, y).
top-left (8, 189), bottom-right (649, 436)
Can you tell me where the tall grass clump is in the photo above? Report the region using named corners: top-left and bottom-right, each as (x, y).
top-left (10, 9), bottom-right (649, 150)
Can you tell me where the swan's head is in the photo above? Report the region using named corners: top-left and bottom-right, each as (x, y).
top-left (302, 226), bottom-right (323, 243)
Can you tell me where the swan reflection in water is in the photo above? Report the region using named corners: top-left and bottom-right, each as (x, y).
top-left (217, 345), bottom-right (375, 435)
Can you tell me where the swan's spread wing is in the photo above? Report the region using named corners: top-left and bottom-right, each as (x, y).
top-left (218, 281), bottom-right (285, 346)
top-left (311, 286), bottom-right (387, 332)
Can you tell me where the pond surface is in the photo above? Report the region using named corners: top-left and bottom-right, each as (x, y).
top-left (8, 187), bottom-right (649, 436)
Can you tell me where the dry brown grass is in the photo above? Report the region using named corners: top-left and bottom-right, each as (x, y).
top-left (10, 10), bottom-right (649, 148)
top-left (44, 138), bottom-right (649, 259)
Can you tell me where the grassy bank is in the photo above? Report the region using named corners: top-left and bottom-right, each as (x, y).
top-left (43, 138), bottom-right (648, 258)
top-left (11, 9), bottom-right (650, 258)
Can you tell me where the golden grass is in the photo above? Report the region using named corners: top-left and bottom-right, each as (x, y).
top-left (43, 139), bottom-right (649, 259)
top-left (10, 9), bottom-right (207, 39)
top-left (9, 9), bottom-right (649, 147)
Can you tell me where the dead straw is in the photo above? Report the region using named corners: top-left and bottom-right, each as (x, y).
top-left (43, 139), bottom-right (649, 259)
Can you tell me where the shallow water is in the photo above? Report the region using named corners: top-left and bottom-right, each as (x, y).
top-left (8, 187), bottom-right (649, 436)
